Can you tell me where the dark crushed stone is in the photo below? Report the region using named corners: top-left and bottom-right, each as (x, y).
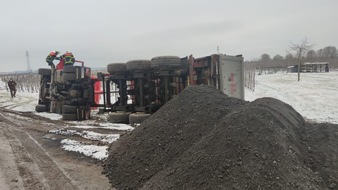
top-left (102, 85), bottom-right (338, 190)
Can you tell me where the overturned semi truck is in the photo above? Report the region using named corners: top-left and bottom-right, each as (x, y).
top-left (35, 54), bottom-right (244, 124)
top-left (35, 61), bottom-right (93, 120)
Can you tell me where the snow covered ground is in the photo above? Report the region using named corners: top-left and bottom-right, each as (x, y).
top-left (245, 71), bottom-right (338, 124)
top-left (0, 71), bottom-right (337, 160)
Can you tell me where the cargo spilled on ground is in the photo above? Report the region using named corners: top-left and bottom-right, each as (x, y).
top-left (103, 85), bottom-right (338, 190)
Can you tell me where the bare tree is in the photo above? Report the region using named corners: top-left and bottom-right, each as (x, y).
top-left (289, 37), bottom-right (313, 81)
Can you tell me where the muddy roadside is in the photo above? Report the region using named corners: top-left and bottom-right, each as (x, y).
top-left (0, 108), bottom-right (114, 190)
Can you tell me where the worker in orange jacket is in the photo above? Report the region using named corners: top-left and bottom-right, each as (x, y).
top-left (46, 51), bottom-right (60, 67)
top-left (63, 52), bottom-right (75, 66)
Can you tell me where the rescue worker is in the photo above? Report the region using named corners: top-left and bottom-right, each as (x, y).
top-left (7, 78), bottom-right (17, 98)
top-left (46, 51), bottom-right (60, 67)
top-left (63, 51), bottom-right (75, 66)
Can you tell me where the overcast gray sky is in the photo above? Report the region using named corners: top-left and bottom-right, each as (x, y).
top-left (0, 0), bottom-right (337, 72)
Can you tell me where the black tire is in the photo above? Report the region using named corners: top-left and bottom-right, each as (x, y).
top-left (39, 77), bottom-right (50, 102)
top-left (107, 63), bottom-right (127, 74)
top-left (63, 73), bottom-right (76, 81)
top-left (63, 66), bottom-right (82, 73)
top-left (151, 56), bottom-right (181, 68)
top-left (62, 105), bottom-right (77, 114)
top-left (55, 101), bottom-right (64, 114)
top-left (38, 68), bottom-right (51, 76)
top-left (62, 113), bottom-right (78, 120)
top-left (129, 113), bottom-right (151, 126)
top-left (126, 60), bottom-right (151, 71)
top-left (35, 104), bottom-right (46, 112)
top-left (108, 112), bottom-right (130, 123)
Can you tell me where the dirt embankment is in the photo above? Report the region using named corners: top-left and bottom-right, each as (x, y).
top-left (103, 85), bottom-right (338, 190)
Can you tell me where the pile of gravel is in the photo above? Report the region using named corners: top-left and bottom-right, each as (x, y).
top-left (103, 85), bottom-right (338, 190)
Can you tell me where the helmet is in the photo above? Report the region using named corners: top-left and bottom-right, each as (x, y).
top-left (64, 51), bottom-right (74, 56)
top-left (49, 51), bottom-right (59, 56)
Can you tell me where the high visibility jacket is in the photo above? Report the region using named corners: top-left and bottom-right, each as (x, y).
top-left (64, 52), bottom-right (75, 65)
top-left (46, 51), bottom-right (58, 64)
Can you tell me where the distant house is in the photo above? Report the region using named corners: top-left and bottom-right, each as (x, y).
top-left (287, 62), bottom-right (329, 73)
top-left (302, 62), bottom-right (329, 72)
top-left (287, 65), bottom-right (298, 73)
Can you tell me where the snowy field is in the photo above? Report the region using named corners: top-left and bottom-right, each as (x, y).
top-left (245, 71), bottom-right (338, 124)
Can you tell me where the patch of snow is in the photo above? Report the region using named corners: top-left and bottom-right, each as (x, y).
top-left (49, 129), bottom-right (120, 143)
top-left (98, 123), bottom-right (134, 131)
top-left (62, 123), bottom-right (134, 131)
top-left (82, 131), bottom-right (120, 143)
top-left (245, 71), bottom-right (338, 124)
top-left (67, 123), bottom-right (134, 131)
top-left (0, 90), bottom-right (38, 112)
top-left (60, 139), bottom-right (108, 160)
top-left (35, 112), bottom-right (62, 120)
top-left (67, 119), bottom-right (98, 125)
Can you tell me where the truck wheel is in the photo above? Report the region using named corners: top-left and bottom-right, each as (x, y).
top-left (126, 60), bottom-right (151, 71)
top-left (129, 113), bottom-right (151, 126)
top-left (55, 101), bottom-right (64, 114)
top-left (35, 104), bottom-right (46, 112)
top-left (62, 105), bottom-right (77, 114)
top-left (108, 112), bottom-right (130, 123)
top-left (151, 56), bottom-right (181, 68)
top-left (107, 63), bottom-right (127, 74)
top-left (62, 113), bottom-right (78, 120)
top-left (38, 68), bottom-right (51, 76)
top-left (63, 73), bottom-right (76, 81)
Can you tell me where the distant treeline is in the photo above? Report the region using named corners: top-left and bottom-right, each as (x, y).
top-left (245, 46), bottom-right (338, 72)
top-left (0, 73), bottom-right (40, 93)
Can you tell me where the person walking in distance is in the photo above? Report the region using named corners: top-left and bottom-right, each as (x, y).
top-left (8, 78), bottom-right (17, 98)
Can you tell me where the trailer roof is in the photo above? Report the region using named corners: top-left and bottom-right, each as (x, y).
top-left (303, 62), bottom-right (329, 65)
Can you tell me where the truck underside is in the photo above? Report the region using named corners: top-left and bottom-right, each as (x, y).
top-left (36, 54), bottom-right (244, 125)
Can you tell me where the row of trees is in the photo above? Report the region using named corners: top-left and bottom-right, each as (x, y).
top-left (244, 38), bottom-right (337, 82)
top-left (0, 74), bottom-right (40, 93)
top-left (246, 44), bottom-right (338, 71)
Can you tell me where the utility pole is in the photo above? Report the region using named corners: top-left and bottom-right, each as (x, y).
top-left (26, 50), bottom-right (32, 73)
top-left (217, 46), bottom-right (220, 54)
